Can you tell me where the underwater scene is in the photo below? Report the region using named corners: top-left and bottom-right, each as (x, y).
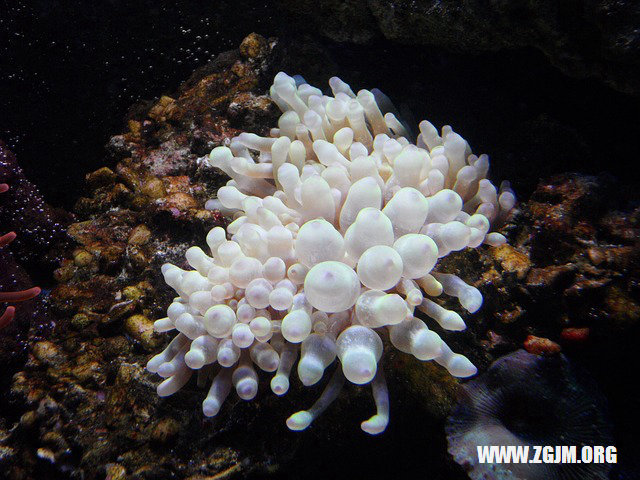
top-left (1, 2), bottom-right (639, 479)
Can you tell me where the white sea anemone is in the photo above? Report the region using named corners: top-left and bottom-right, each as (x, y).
top-left (147, 72), bottom-right (515, 434)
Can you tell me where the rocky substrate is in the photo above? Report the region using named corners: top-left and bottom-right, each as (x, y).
top-left (277, 0), bottom-right (640, 96)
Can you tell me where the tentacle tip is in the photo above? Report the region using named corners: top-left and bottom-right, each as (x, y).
top-left (157, 363), bottom-right (177, 378)
top-left (342, 350), bottom-right (378, 385)
top-left (156, 382), bottom-right (174, 397)
top-left (445, 312), bottom-right (467, 331)
top-left (449, 355), bottom-right (477, 378)
top-left (236, 378), bottom-right (258, 400)
top-left (146, 363), bottom-right (158, 374)
top-left (286, 411), bottom-right (313, 431)
top-left (270, 376), bottom-right (290, 396)
top-left (465, 303), bottom-right (482, 314)
top-left (298, 365), bottom-right (323, 387)
top-left (185, 351), bottom-right (206, 370)
top-left (203, 400), bottom-right (221, 417)
top-left (361, 415), bottom-right (388, 435)
top-left (462, 292), bottom-right (483, 313)
top-left (0, 231), bottom-right (17, 248)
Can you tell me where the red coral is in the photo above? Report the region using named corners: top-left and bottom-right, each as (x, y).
top-left (0, 183), bottom-right (41, 329)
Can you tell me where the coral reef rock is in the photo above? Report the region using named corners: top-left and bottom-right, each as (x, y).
top-left (277, 0), bottom-right (640, 95)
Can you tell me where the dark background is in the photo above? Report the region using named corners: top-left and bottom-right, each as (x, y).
top-left (2, 0), bottom-right (639, 209)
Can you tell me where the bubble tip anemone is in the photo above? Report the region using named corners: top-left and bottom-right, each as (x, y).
top-left (147, 72), bottom-right (515, 433)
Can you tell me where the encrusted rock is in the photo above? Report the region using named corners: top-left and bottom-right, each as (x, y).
top-left (148, 95), bottom-right (177, 122)
top-left (124, 314), bottom-right (161, 351)
top-left (105, 463), bottom-right (127, 480)
top-left (560, 327), bottom-right (590, 343)
top-left (127, 224), bottom-right (152, 245)
top-left (523, 335), bottom-right (562, 355)
top-left (278, 1), bottom-right (640, 95)
top-left (239, 32), bottom-right (269, 59)
top-left (86, 167), bottom-right (117, 189)
top-left (73, 248), bottom-right (94, 267)
top-left (32, 341), bottom-right (67, 367)
top-left (491, 244), bottom-right (531, 280)
top-left (150, 417), bottom-right (180, 444)
top-left (140, 177), bottom-right (166, 200)
top-left (162, 192), bottom-right (197, 211)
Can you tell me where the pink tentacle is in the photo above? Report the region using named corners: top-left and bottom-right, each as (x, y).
top-left (0, 231), bottom-right (17, 248)
top-left (0, 286), bottom-right (41, 303)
